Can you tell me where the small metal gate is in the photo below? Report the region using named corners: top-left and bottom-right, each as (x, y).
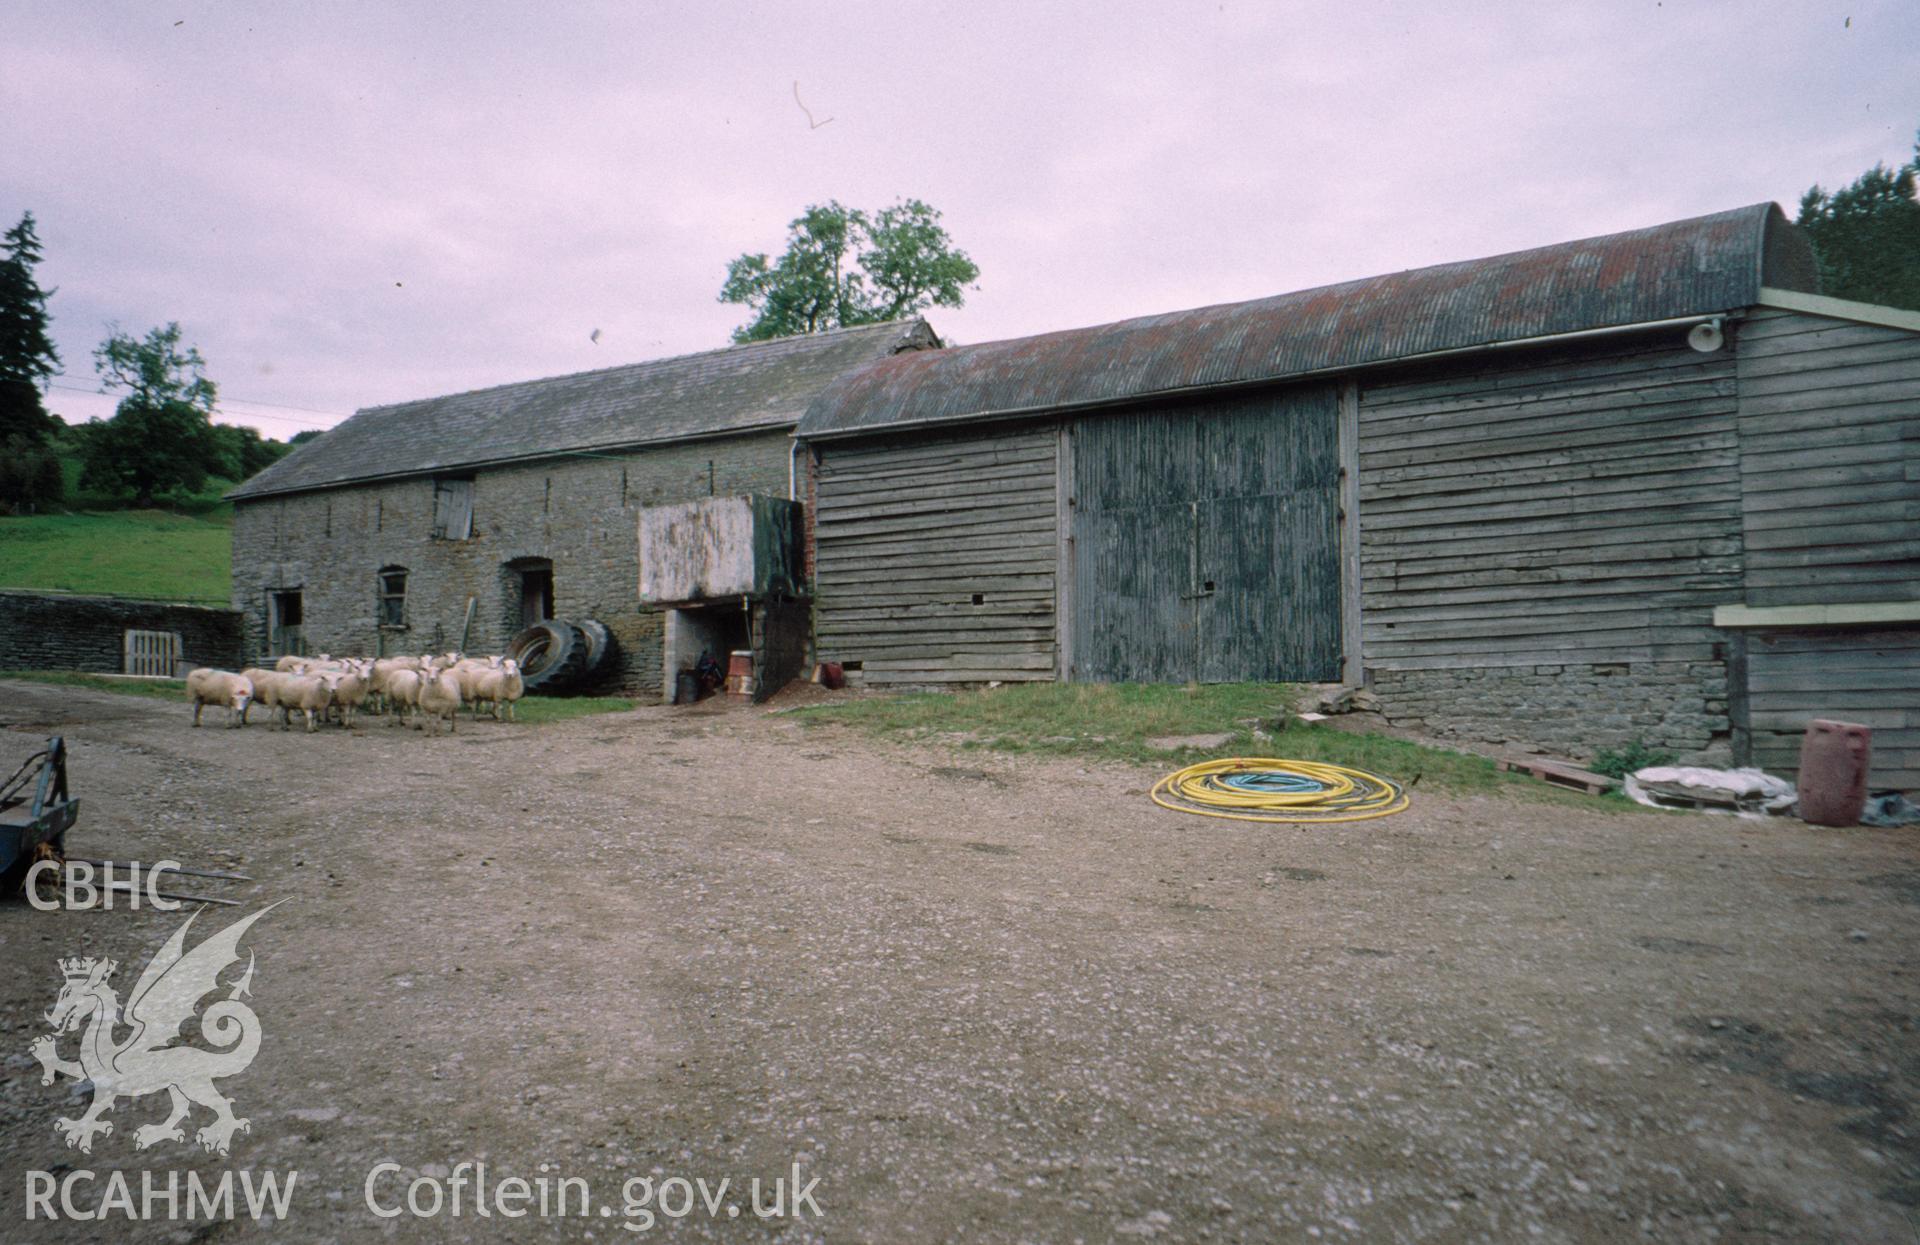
top-left (123, 630), bottom-right (181, 677)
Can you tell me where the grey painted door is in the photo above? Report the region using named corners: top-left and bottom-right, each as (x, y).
top-left (1070, 386), bottom-right (1342, 683)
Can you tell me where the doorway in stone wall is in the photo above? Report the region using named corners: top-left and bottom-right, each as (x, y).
top-left (269, 589), bottom-right (305, 656)
top-left (504, 558), bottom-right (554, 631)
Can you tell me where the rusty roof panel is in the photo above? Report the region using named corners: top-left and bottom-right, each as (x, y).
top-left (799, 204), bottom-right (1816, 440)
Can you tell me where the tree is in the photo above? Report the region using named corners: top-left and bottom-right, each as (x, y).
top-left (210, 422), bottom-right (292, 481)
top-left (0, 211), bottom-right (65, 510)
top-left (81, 323), bottom-right (221, 506)
top-left (1797, 130), bottom-right (1920, 311)
top-left (93, 321), bottom-right (217, 411)
top-left (719, 199), bottom-right (979, 342)
top-left (0, 434), bottom-right (64, 512)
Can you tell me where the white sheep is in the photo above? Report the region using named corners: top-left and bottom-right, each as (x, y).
top-left (383, 668), bottom-right (423, 727)
top-left (367, 658), bottom-right (415, 715)
top-left (452, 656), bottom-right (504, 708)
top-left (472, 659), bottom-right (524, 721)
top-left (185, 668), bottom-right (254, 728)
top-left (276, 673), bottom-right (339, 733)
top-left (238, 668), bottom-right (288, 725)
top-left (415, 666), bottom-right (462, 735)
top-left (327, 666), bottom-right (372, 728)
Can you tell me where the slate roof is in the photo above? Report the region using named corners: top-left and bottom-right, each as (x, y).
top-left (799, 204), bottom-right (1820, 439)
top-left (230, 318), bottom-right (935, 500)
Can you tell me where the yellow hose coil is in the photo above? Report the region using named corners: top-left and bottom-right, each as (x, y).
top-left (1150, 757), bottom-right (1408, 823)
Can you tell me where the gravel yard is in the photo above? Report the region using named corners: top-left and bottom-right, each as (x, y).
top-left (2, 681), bottom-right (1917, 1242)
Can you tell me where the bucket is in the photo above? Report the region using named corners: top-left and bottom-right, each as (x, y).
top-left (1797, 719), bottom-right (1871, 826)
top-left (673, 671), bottom-right (701, 705)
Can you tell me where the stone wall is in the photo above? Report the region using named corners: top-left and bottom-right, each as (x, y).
top-left (0, 591), bottom-right (244, 674)
top-left (230, 430), bottom-right (795, 696)
top-left (1369, 660), bottom-right (1732, 766)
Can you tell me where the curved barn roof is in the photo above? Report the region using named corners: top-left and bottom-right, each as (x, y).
top-left (799, 203), bottom-right (1818, 440)
top-left (230, 318), bottom-right (935, 500)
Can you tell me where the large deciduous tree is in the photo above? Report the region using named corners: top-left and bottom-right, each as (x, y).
top-left (1797, 130), bottom-right (1920, 311)
top-left (719, 199), bottom-right (979, 342)
top-left (0, 211), bottom-right (65, 510)
top-left (80, 322), bottom-right (221, 507)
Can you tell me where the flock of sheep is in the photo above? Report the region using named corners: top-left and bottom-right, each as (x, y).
top-left (185, 653), bottom-right (525, 735)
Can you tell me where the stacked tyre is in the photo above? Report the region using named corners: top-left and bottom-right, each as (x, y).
top-left (506, 619), bottom-right (618, 694)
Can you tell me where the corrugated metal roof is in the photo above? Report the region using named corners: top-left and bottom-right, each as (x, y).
top-left (799, 204), bottom-right (1818, 440)
top-left (230, 319), bottom-right (935, 500)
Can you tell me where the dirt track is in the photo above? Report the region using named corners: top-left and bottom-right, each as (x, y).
top-left (2, 682), bottom-right (1917, 1242)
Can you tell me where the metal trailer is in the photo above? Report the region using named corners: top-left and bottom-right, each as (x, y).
top-left (0, 737), bottom-right (79, 892)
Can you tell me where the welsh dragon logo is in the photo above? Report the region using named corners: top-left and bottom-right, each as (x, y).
top-left (30, 905), bottom-right (277, 1156)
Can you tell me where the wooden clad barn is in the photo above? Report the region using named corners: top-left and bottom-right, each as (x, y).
top-left (797, 205), bottom-right (1920, 790)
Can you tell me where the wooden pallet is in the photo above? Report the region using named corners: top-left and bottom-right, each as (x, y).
top-left (1496, 756), bottom-right (1618, 796)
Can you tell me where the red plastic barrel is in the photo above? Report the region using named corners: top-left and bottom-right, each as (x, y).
top-left (1797, 719), bottom-right (1871, 827)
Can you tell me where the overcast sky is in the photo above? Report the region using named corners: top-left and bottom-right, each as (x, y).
top-left (7, 1), bottom-right (1917, 438)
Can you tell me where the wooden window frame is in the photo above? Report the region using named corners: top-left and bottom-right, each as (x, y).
top-left (377, 567), bottom-right (409, 629)
top-left (430, 476), bottom-right (475, 541)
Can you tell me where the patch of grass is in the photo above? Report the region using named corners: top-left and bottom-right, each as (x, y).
top-left (794, 681), bottom-right (1619, 803)
top-left (0, 671), bottom-right (187, 700)
top-left (511, 695), bottom-right (636, 724)
top-left (1590, 738), bottom-right (1678, 779)
top-left (796, 681), bottom-right (1290, 758)
top-left (0, 510), bottom-right (232, 603)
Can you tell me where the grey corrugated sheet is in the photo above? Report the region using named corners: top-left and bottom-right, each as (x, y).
top-left (799, 204), bottom-right (1820, 440)
top-left (230, 319), bottom-right (933, 500)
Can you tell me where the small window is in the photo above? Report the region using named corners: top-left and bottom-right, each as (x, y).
top-left (431, 476), bottom-right (475, 540)
top-left (378, 567), bottom-right (408, 627)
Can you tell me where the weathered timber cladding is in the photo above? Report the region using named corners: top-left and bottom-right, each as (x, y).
top-left (1745, 628), bottom-right (1920, 791)
top-left (230, 431), bottom-right (792, 695)
top-left (1733, 309), bottom-right (1920, 607)
top-left (1069, 386), bottom-right (1341, 683)
top-left (1357, 333), bottom-right (1742, 758)
top-left (813, 429), bottom-right (1058, 684)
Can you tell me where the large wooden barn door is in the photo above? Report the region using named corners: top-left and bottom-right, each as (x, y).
top-left (1070, 412), bottom-right (1200, 682)
top-left (1069, 387), bottom-right (1342, 683)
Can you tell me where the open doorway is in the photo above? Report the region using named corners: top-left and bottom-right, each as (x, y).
top-left (269, 589), bottom-right (305, 656)
top-left (504, 558), bottom-right (554, 631)
top-left (661, 602), bottom-right (750, 704)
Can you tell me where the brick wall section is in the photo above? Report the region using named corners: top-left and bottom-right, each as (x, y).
top-left (230, 431), bottom-right (795, 697)
top-left (1369, 661), bottom-right (1731, 764)
top-left (0, 591), bottom-right (243, 674)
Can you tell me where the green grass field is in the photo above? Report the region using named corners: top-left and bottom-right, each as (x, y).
top-left (0, 509), bottom-right (233, 603)
top-left (794, 681), bottom-right (1626, 806)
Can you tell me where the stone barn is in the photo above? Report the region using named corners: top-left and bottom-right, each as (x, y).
top-left (797, 205), bottom-right (1920, 789)
top-left (229, 319), bottom-right (936, 695)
